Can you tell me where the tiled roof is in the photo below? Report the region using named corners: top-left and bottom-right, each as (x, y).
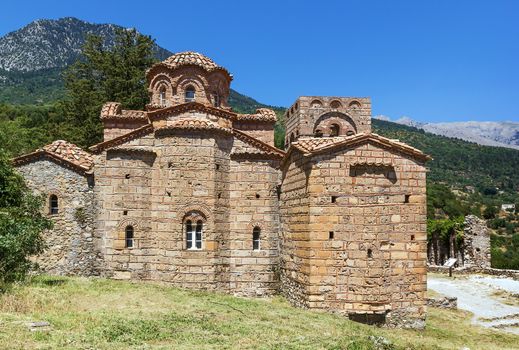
top-left (42, 140), bottom-right (94, 169)
top-left (292, 137), bottom-right (343, 153)
top-left (161, 52), bottom-right (231, 76)
top-left (100, 102), bottom-right (148, 121)
top-left (236, 108), bottom-right (278, 123)
top-left (13, 140), bottom-right (94, 173)
top-left (290, 133), bottom-right (431, 161)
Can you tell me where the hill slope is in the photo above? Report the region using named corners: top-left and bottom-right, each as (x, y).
top-left (391, 117), bottom-right (519, 150)
top-left (373, 119), bottom-right (519, 193)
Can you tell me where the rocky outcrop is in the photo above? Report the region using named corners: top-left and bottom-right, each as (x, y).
top-left (427, 296), bottom-right (457, 309)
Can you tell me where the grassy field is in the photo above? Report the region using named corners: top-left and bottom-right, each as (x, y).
top-left (0, 276), bottom-right (517, 350)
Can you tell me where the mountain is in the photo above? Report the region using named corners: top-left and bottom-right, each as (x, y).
top-left (0, 17), bottom-right (283, 113)
top-left (0, 17), bottom-right (171, 72)
top-left (389, 116), bottom-right (519, 150)
top-left (0, 17), bottom-right (172, 104)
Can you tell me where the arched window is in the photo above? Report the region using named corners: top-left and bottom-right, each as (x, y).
top-left (311, 99), bottom-right (322, 108)
top-left (49, 194), bottom-right (59, 215)
top-left (330, 124), bottom-right (340, 137)
top-left (125, 225), bottom-right (134, 248)
top-left (213, 93), bottom-right (220, 107)
top-left (330, 100), bottom-right (342, 109)
top-left (186, 219), bottom-right (203, 250)
top-left (253, 227), bottom-right (261, 250)
top-left (185, 86), bottom-right (195, 102)
top-left (159, 87), bottom-right (166, 107)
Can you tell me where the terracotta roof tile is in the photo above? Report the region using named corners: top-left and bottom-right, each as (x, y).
top-left (161, 52), bottom-right (231, 77)
top-left (290, 133), bottom-right (431, 162)
top-left (13, 140), bottom-right (94, 173)
top-left (42, 140), bottom-right (94, 170)
top-left (236, 108), bottom-right (278, 123)
top-left (100, 102), bottom-right (148, 121)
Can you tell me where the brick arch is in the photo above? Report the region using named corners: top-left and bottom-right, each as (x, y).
top-left (117, 218), bottom-right (142, 230)
top-left (348, 99), bottom-right (362, 109)
top-left (149, 73), bottom-right (173, 90)
top-left (177, 76), bottom-right (207, 103)
top-left (313, 112), bottom-right (358, 136)
top-left (310, 99), bottom-right (323, 108)
top-left (247, 221), bottom-right (267, 231)
top-left (179, 202), bottom-right (211, 223)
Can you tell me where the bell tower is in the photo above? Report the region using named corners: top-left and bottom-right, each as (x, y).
top-left (284, 96), bottom-right (372, 149)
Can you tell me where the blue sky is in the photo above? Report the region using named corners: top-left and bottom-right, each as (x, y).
top-left (1, 0), bottom-right (518, 123)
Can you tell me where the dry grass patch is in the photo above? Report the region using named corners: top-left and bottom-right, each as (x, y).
top-left (0, 275), bottom-right (517, 350)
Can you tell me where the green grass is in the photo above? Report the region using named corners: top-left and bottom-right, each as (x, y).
top-left (0, 275), bottom-right (518, 350)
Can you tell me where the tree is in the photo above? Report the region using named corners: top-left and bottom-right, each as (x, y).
top-left (0, 151), bottom-right (52, 291)
top-left (483, 205), bottom-right (498, 220)
top-left (62, 28), bottom-right (156, 148)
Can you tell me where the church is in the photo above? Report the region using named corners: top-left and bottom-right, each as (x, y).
top-left (14, 52), bottom-right (430, 328)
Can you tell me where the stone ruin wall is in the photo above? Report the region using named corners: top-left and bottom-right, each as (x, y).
top-left (16, 160), bottom-right (102, 276)
top-left (427, 214), bottom-right (491, 269)
top-left (280, 142), bottom-right (428, 328)
top-left (462, 215), bottom-right (491, 268)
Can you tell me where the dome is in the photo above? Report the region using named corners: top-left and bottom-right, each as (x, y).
top-left (161, 51), bottom-right (231, 77)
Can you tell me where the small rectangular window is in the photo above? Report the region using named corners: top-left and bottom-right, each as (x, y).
top-left (331, 196), bottom-right (337, 203)
top-left (329, 231), bottom-right (334, 239)
top-left (253, 227), bottom-right (261, 250)
top-left (404, 195), bottom-right (411, 203)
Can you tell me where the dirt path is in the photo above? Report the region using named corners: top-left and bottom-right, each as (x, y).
top-left (428, 274), bottom-right (519, 334)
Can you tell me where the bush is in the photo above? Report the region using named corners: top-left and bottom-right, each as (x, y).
top-left (0, 151), bottom-right (52, 291)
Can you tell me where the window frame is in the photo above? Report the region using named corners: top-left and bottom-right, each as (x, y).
top-left (185, 86), bottom-right (196, 102)
top-left (159, 87), bottom-right (166, 107)
top-left (253, 226), bottom-right (261, 251)
top-left (186, 219), bottom-right (203, 250)
top-left (125, 225), bottom-right (134, 248)
top-left (49, 194), bottom-right (59, 215)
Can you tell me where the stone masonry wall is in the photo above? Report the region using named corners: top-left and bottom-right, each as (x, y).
top-left (16, 160), bottom-right (101, 275)
top-left (102, 120), bottom-right (149, 142)
top-left (280, 141), bottom-right (427, 328)
top-left (279, 151), bottom-right (313, 307)
top-left (284, 96), bottom-right (371, 147)
top-left (227, 154), bottom-right (281, 296)
top-left (94, 118), bottom-right (281, 295)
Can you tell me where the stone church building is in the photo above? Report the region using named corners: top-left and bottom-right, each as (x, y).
top-left (14, 52), bottom-right (430, 328)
